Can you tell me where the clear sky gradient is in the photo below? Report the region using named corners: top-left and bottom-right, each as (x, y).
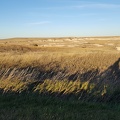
top-left (0, 0), bottom-right (120, 38)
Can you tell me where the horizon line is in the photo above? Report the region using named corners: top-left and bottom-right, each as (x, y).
top-left (1, 35), bottom-right (120, 40)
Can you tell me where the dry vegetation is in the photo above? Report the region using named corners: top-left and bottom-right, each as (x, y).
top-left (0, 37), bottom-right (120, 101)
top-left (1, 37), bottom-right (120, 120)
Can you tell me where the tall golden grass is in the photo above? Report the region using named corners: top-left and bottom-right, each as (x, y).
top-left (0, 38), bottom-right (120, 101)
top-left (0, 51), bottom-right (119, 72)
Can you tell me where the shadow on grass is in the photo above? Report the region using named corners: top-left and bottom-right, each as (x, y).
top-left (0, 58), bottom-right (120, 103)
top-left (1, 93), bottom-right (120, 120)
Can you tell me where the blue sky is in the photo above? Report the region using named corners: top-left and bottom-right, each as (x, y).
top-left (0, 0), bottom-right (120, 38)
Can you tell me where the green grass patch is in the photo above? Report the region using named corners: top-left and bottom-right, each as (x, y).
top-left (0, 93), bottom-right (120, 120)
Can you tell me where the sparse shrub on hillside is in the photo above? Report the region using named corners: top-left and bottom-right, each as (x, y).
top-left (32, 43), bottom-right (38, 46)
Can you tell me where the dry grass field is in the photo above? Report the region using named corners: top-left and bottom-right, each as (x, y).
top-left (0, 37), bottom-right (120, 98)
top-left (1, 37), bottom-right (120, 120)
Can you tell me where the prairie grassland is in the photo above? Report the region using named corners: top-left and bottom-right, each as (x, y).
top-left (0, 50), bottom-right (119, 73)
top-left (0, 37), bottom-right (120, 101)
top-left (0, 37), bottom-right (120, 120)
top-left (0, 37), bottom-right (120, 71)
